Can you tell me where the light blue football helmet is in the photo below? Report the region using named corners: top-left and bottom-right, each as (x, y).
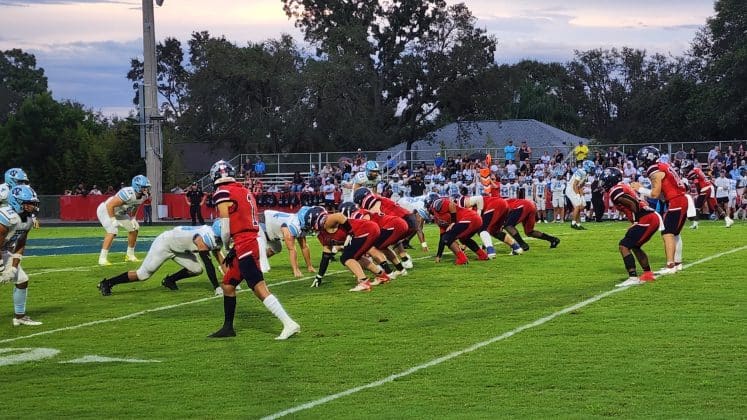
top-left (4, 168), bottom-right (29, 188)
top-left (582, 160), bottom-right (596, 174)
top-left (365, 160), bottom-right (380, 180)
top-left (131, 175), bottom-right (151, 193)
top-left (9, 185), bottom-right (39, 214)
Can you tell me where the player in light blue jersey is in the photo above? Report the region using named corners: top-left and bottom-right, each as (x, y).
top-left (550, 174), bottom-right (567, 222)
top-left (0, 185), bottom-right (42, 326)
top-left (98, 222), bottom-right (224, 296)
top-left (262, 209), bottom-right (316, 278)
top-left (97, 175), bottom-right (151, 265)
top-left (565, 160), bottom-right (594, 229)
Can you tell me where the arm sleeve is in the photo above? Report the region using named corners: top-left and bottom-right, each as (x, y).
top-left (220, 218), bottom-right (231, 249)
top-left (198, 251), bottom-right (219, 289)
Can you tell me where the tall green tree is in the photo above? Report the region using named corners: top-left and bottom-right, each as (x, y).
top-left (0, 48), bottom-right (48, 123)
top-left (127, 37), bottom-right (189, 119)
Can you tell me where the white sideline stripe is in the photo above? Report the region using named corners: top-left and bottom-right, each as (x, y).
top-left (0, 256), bottom-right (431, 344)
top-left (261, 244), bottom-right (747, 420)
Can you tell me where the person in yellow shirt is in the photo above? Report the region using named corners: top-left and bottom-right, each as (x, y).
top-left (573, 141), bottom-right (589, 163)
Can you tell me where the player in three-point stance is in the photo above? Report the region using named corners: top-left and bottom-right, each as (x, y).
top-left (208, 160), bottom-right (300, 339)
top-left (97, 221), bottom-right (225, 296)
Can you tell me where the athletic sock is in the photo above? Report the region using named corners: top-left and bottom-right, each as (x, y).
top-left (380, 262), bottom-right (392, 274)
top-left (13, 287), bottom-right (27, 315)
top-left (394, 262), bottom-right (404, 271)
top-left (126, 247), bottom-right (136, 257)
top-left (99, 249), bottom-right (109, 260)
top-left (108, 272), bottom-right (131, 286)
top-left (222, 295), bottom-right (236, 329)
top-left (263, 294), bottom-right (293, 326)
top-left (623, 254), bottom-right (637, 277)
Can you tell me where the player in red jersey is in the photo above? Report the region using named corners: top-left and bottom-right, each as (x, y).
top-left (680, 160), bottom-right (733, 228)
top-left (456, 193), bottom-right (523, 256)
top-left (600, 168), bottom-right (660, 287)
top-left (355, 188), bottom-right (419, 269)
top-left (632, 147), bottom-right (690, 274)
top-left (503, 198), bottom-right (560, 250)
top-left (302, 206), bottom-right (386, 292)
top-left (207, 160), bottom-right (300, 339)
top-left (425, 194), bottom-right (488, 264)
top-left (343, 203), bottom-right (409, 279)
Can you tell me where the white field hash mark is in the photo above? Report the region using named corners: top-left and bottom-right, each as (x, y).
top-left (260, 244), bottom-right (747, 420)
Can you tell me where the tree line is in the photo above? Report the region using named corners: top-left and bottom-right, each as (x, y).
top-left (0, 0), bottom-right (744, 194)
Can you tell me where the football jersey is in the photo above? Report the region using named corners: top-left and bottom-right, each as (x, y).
top-left (533, 180), bottom-right (546, 197)
top-left (397, 195), bottom-right (428, 219)
top-left (164, 225), bottom-right (220, 252)
top-left (353, 171), bottom-right (379, 189)
top-left (508, 182), bottom-right (519, 199)
top-left (609, 183), bottom-right (652, 223)
top-left (213, 182), bottom-right (260, 235)
top-left (105, 186), bottom-right (145, 216)
top-left (550, 179), bottom-right (566, 193)
top-left (646, 162), bottom-right (686, 201)
top-left (0, 205), bottom-right (31, 252)
top-left (361, 194), bottom-right (410, 218)
top-left (499, 183), bottom-right (510, 198)
top-left (687, 167), bottom-right (712, 191)
top-left (566, 169), bottom-right (587, 194)
top-left (263, 210), bottom-right (302, 240)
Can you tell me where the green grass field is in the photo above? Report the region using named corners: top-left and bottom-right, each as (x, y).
top-left (1, 221), bottom-right (746, 419)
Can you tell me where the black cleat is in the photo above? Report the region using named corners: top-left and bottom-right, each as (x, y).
top-left (549, 237), bottom-right (561, 248)
top-left (208, 327), bottom-right (236, 338)
top-left (161, 276), bottom-right (178, 291)
top-left (98, 280), bottom-right (112, 296)
top-left (520, 243), bottom-right (530, 251)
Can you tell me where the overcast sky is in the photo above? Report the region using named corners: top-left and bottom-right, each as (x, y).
top-left (0, 0), bottom-right (715, 117)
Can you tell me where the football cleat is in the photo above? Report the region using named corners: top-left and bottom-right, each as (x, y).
top-left (208, 327), bottom-right (236, 338)
top-left (455, 252), bottom-right (469, 265)
top-left (401, 256), bottom-right (413, 269)
top-left (639, 271), bottom-right (656, 282)
top-left (689, 221), bottom-right (699, 229)
top-left (615, 277), bottom-right (644, 288)
top-left (161, 277), bottom-right (178, 291)
top-left (310, 275), bottom-right (323, 288)
top-left (12, 315), bottom-right (42, 326)
top-left (349, 280), bottom-right (372, 292)
top-left (725, 216), bottom-right (734, 228)
top-left (275, 321), bottom-right (301, 340)
top-left (549, 237), bottom-right (561, 248)
top-left (656, 265), bottom-right (678, 276)
top-left (124, 255), bottom-right (140, 262)
top-left (476, 249), bottom-right (490, 261)
top-left (486, 246), bottom-right (496, 259)
top-left (510, 248), bottom-right (523, 255)
top-left (98, 258), bottom-right (112, 266)
top-left (97, 280), bottom-right (113, 296)
top-left (395, 269), bottom-right (408, 277)
top-left (214, 286), bottom-right (224, 296)
top-left (370, 273), bottom-right (391, 286)
top-left (675, 263), bottom-right (684, 271)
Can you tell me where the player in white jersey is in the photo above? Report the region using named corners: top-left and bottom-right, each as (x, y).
top-left (262, 209), bottom-right (316, 278)
top-left (352, 160), bottom-right (381, 191)
top-left (97, 222), bottom-right (224, 296)
top-left (0, 185), bottom-right (42, 326)
top-left (0, 168), bottom-right (40, 229)
top-left (550, 174), bottom-right (567, 222)
top-left (97, 175), bottom-right (151, 266)
top-left (499, 178), bottom-right (510, 198)
top-left (507, 178), bottom-right (520, 199)
top-left (389, 173), bottom-right (405, 199)
top-left (532, 175), bottom-right (548, 223)
top-left (565, 160), bottom-right (594, 229)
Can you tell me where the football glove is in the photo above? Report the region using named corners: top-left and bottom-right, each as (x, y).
top-left (223, 248), bottom-right (237, 267)
top-left (0, 266), bottom-right (18, 284)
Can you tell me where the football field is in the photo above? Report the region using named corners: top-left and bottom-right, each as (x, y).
top-left (1, 221), bottom-right (746, 419)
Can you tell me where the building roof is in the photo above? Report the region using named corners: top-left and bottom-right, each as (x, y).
top-left (377, 119), bottom-right (588, 162)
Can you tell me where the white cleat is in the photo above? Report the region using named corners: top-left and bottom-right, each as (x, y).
top-left (615, 277), bottom-right (644, 288)
top-left (349, 280), bottom-right (372, 292)
top-left (396, 268), bottom-right (408, 277)
top-left (401, 258), bottom-right (413, 270)
top-left (725, 216), bottom-right (734, 228)
top-left (275, 321), bottom-right (300, 340)
top-left (124, 255), bottom-right (140, 262)
top-left (98, 259), bottom-right (112, 266)
top-left (214, 287), bottom-right (224, 296)
top-left (12, 316), bottom-right (43, 326)
top-left (689, 222), bottom-right (698, 229)
top-left (656, 266), bottom-right (678, 276)
top-left (675, 263), bottom-right (684, 272)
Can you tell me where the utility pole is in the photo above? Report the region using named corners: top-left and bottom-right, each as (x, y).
top-left (141, 0), bottom-right (163, 219)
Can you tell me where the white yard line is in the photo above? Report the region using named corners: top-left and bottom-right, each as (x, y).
top-left (261, 244), bottom-right (747, 419)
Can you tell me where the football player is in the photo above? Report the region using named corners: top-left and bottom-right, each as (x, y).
top-left (550, 173), bottom-right (566, 223)
top-left (207, 160), bottom-right (300, 340)
top-left (456, 192), bottom-right (522, 257)
top-left (0, 185), bottom-right (42, 326)
top-left (632, 146), bottom-right (690, 274)
top-left (599, 168), bottom-right (659, 287)
top-left (262, 209), bottom-right (316, 278)
top-left (97, 221), bottom-right (225, 296)
top-left (427, 195), bottom-right (488, 264)
top-left (96, 175), bottom-right (151, 266)
top-left (0, 168), bottom-right (39, 229)
top-left (503, 198), bottom-right (561, 251)
top-left (680, 160), bottom-right (733, 228)
top-left (565, 160), bottom-right (595, 229)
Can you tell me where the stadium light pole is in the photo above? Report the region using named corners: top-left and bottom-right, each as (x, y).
top-left (141, 0), bottom-right (163, 219)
